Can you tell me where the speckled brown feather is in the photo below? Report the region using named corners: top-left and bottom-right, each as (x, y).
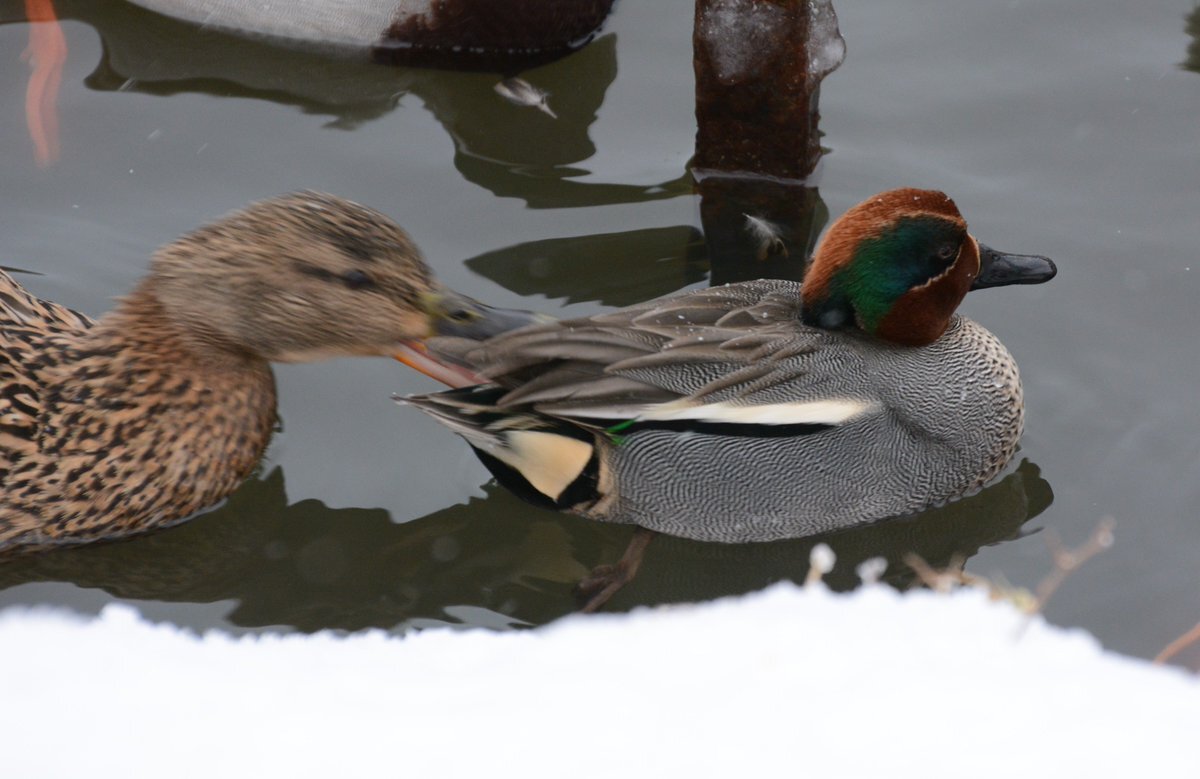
top-left (0, 271), bottom-right (92, 470)
top-left (0, 192), bottom-right (459, 551)
top-left (0, 284), bottom-right (277, 549)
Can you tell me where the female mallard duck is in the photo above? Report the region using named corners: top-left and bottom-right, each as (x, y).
top-left (0, 191), bottom-right (523, 552)
top-left (401, 188), bottom-right (1057, 607)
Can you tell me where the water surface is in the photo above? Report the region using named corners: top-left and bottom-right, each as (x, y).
top-left (1, 0), bottom-right (1197, 665)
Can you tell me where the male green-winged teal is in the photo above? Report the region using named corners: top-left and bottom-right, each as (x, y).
top-left (0, 191), bottom-right (522, 552)
top-left (401, 188), bottom-right (1057, 608)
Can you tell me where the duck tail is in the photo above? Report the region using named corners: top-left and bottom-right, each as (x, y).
top-left (398, 387), bottom-right (602, 511)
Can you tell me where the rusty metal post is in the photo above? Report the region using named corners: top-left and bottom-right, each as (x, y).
top-left (693, 0), bottom-right (843, 284)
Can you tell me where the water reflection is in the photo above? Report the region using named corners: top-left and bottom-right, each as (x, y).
top-left (0, 469), bottom-right (591, 632)
top-left (460, 181), bottom-right (828, 300)
top-left (1185, 6), bottom-right (1200, 73)
top-left (700, 178), bottom-right (828, 285)
top-left (1, 2), bottom-right (689, 207)
top-left (464, 225), bottom-right (708, 307)
top-left (619, 460), bottom-right (1053, 609)
top-left (429, 35), bottom-right (691, 208)
top-left (0, 460), bottom-right (1051, 633)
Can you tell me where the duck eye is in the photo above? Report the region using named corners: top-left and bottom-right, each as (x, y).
top-left (936, 243), bottom-right (959, 261)
top-left (341, 270), bottom-right (373, 290)
top-left (447, 307), bottom-right (479, 323)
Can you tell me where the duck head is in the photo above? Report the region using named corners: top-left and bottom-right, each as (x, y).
top-left (800, 189), bottom-right (1056, 345)
top-left (142, 191), bottom-right (516, 363)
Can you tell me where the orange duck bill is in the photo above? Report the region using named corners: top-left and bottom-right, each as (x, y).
top-left (394, 341), bottom-right (486, 389)
top-left (397, 289), bottom-right (549, 389)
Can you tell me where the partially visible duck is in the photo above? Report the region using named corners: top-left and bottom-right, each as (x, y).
top-left (125, 0), bottom-right (616, 68)
top-left (16, 0), bottom-right (616, 163)
top-left (401, 188), bottom-right (1057, 609)
top-left (0, 191), bottom-right (525, 552)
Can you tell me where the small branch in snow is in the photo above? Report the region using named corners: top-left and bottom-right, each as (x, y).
top-left (1154, 620), bottom-right (1200, 668)
top-left (1029, 516), bottom-right (1116, 616)
top-left (905, 519), bottom-right (1117, 641)
top-left (903, 552), bottom-right (970, 594)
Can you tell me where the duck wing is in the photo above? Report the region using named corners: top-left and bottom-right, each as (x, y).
top-left (429, 280), bottom-right (878, 428)
top-left (0, 270), bottom-right (93, 479)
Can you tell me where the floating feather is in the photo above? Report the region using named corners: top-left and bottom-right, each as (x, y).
top-left (494, 77), bottom-right (558, 118)
top-left (743, 213), bottom-right (788, 261)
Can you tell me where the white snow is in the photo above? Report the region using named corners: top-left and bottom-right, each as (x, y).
top-left (2, 583), bottom-right (1196, 778)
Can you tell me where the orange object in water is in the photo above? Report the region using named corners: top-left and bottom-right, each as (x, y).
top-left (22, 0), bottom-right (66, 166)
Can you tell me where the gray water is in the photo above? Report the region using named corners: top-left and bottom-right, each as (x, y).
top-left (0, 0), bottom-right (1197, 665)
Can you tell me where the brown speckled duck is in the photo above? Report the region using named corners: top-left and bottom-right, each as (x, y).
top-left (0, 191), bottom-right (522, 552)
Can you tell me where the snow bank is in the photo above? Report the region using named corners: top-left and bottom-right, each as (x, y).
top-left (3, 584), bottom-right (1195, 777)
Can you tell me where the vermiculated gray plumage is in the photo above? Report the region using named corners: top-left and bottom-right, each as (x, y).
top-left (411, 279), bottom-right (1024, 543)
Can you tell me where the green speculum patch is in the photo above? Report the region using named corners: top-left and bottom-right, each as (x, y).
top-left (831, 216), bottom-right (964, 332)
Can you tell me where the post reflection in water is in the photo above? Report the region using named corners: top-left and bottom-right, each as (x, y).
top-left (0, 461), bottom-right (1051, 633)
top-left (464, 226), bottom-right (709, 307)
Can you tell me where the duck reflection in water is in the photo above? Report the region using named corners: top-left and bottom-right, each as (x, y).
top-left (0, 460), bottom-right (1052, 634)
top-left (5, 1), bottom-right (688, 205)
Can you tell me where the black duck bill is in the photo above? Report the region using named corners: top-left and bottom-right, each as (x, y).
top-left (971, 243), bottom-right (1057, 289)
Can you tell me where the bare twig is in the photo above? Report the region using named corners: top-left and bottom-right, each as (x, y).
top-left (1028, 517), bottom-right (1116, 616)
top-left (903, 552), bottom-right (968, 593)
top-left (901, 517), bottom-right (1116, 627)
top-left (1004, 517), bottom-right (1118, 637)
top-left (1154, 620), bottom-right (1200, 667)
